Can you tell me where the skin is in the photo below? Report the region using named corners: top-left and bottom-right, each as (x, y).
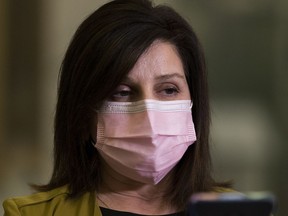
top-left (92, 40), bottom-right (191, 215)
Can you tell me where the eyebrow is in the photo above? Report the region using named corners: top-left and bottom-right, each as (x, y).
top-left (121, 73), bottom-right (186, 85)
top-left (154, 73), bottom-right (186, 81)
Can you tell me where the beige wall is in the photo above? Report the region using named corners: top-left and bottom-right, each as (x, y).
top-left (0, 0), bottom-right (7, 193)
top-left (0, 0), bottom-right (7, 146)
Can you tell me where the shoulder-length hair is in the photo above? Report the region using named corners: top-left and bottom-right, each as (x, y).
top-left (35, 0), bottom-right (228, 210)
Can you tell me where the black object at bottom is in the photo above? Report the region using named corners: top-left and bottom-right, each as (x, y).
top-left (188, 199), bottom-right (274, 216)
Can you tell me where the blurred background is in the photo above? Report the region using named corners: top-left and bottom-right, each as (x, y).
top-left (0, 0), bottom-right (287, 215)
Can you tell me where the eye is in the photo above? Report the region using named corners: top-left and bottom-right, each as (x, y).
top-left (156, 83), bottom-right (180, 98)
top-left (113, 90), bottom-right (130, 97)
top-left (109, 85), bottom-right (133, 102)
top-left (163, 87), bottom-right (179, 95)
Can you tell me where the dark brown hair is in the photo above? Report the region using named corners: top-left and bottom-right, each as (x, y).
top-left (34, 0), bottom-right (229, 210)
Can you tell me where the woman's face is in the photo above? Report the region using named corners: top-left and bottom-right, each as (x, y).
top-left (108, 40), bottom-right (191, 102)
top-left (90, 41), bottom-right (191, 140)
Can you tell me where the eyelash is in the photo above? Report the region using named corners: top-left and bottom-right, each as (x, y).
top-left (110, 84), bottom-right (180, 101)
top-left (112, 90), bottom-right (131, 98)
top-left (160, 87), bottom-right (179, 96)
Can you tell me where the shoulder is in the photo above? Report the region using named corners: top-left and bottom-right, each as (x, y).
top-left (3, 186), bottom-right (70, 216)
top-left (213, 186), bottom-right (238, 193)
top-left (3, 185), bottom-right (69, 208)
top-left (2, 185), bottom-right (101, 216)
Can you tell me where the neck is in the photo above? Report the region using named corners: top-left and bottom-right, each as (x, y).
top-left (96, 161), bottom-right (178, 215)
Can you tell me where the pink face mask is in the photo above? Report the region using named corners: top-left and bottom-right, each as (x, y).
top-left (93, 99), bottom-right (196, 185)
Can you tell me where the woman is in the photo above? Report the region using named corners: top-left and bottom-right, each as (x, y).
top-left (3, 0), bottom-right (231, 215)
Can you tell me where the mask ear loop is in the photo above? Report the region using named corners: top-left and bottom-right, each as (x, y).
top-left (89, 109), bottom-right (98, 147)
top-left (89, 102), bottom-right (101, 148)
top-left (190, 101), bottom-right (193, 109)
top-left (89, 135), bottom-right (96, 146)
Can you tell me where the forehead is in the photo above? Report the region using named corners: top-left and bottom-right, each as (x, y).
top-left (126, 40), bottom-right (185, 81)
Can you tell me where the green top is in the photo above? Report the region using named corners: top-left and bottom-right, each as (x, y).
top-left (3, 185), bottom-right (234, 216)
top-left (3, 185), bottom-right (102, 216)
